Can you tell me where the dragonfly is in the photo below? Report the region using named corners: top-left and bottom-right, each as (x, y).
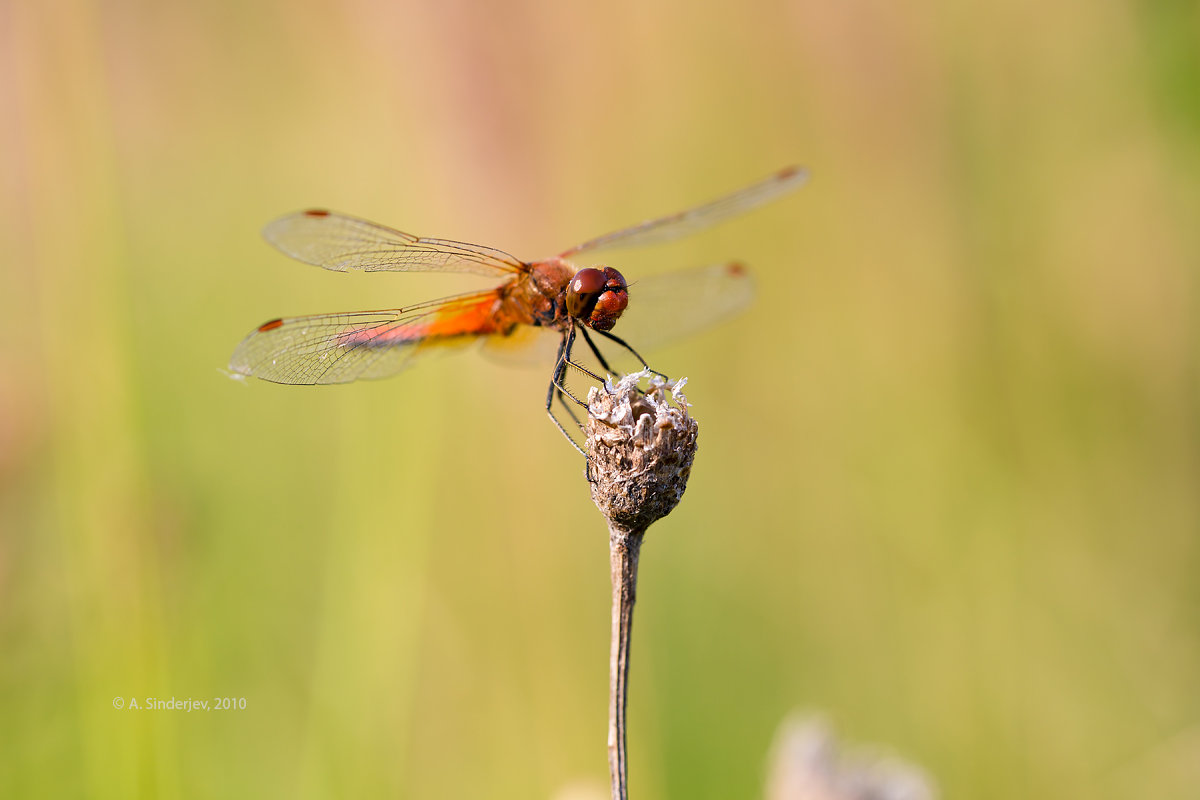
top-left (229, 166), bottom-right (808, 452)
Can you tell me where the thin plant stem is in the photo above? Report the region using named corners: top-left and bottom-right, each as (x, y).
top-left (586, 372), bottom-right (698, 800)
top-left (608, 524), bottom-right (644, 800)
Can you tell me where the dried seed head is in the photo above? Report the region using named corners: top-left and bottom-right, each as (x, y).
top-left (585, 370), bottom-right (699, 533)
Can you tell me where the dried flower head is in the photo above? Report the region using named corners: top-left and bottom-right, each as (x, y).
top-left (585, 370), bottom-right (699, 533)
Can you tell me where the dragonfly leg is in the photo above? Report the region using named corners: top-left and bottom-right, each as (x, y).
top-left (553, 323), bottom-right (593, 405)
top-left (562, 327), bottom-right (608, 386)
top-left (556, 388), bottom-right (586, 429)
top-left (564, 358), bottom-right (606, 386)
top-left (546, 399), bottom-right (586, 457)
top-left (546, 329), bottom-right (587, 457)
top-left (578, 327), bottom-right (614, 374)
top-left (545, 330), bottom-right (569, 410)
top-left (551, 337), bottom-right (587, 426)
top-left (593, 328), bottom-right (667, 378)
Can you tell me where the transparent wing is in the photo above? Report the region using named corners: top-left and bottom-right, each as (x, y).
top-left (264, 210), bottom-right (528, 276)
top-left (228, 290), bottom-right (504, 385)
top-left (607, 262), bottom-right (756, 354)
top-left (558, 166), bottom-right (808, 258)
top-left (479, 322), bottom-right (562, 369)
top-left (480, 264), bottom-right (756, 375)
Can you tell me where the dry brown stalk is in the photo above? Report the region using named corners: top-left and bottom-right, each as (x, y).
top-left (585, 371), bottom-right (699, 800)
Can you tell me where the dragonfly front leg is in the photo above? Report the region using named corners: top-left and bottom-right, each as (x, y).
top-left (592, 328), bottom-right (667, 378)
top-left (578, 327), bottom-right (614, 375)
top-left (560, 323), bottom-right (610, 386)
top-left (546, 328), bottom-right (588, 457)
top-left (553, 322), bottom-right (598, 404)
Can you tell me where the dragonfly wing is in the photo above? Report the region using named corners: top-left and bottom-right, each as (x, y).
top-left (478, 322), bottom-right (562, 369)
top-left (264, 210), bottom-right (527, 276)
top-left (559, 167), bottom-right (808, 258)
top-left (229, 290), bottom-right (504, 385)
top-left (606, 262), bottom-right (756, 354)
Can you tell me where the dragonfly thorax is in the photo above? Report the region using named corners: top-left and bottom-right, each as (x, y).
top-left (566, 266), bottom-right (628, 332)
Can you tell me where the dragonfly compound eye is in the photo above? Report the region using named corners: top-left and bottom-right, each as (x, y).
top-left (567, 268), bottom-right (607, 319)
top-left (588, 267), bottom-right (628, 332)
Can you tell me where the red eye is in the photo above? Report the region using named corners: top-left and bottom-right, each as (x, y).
top-left (588, 267), bottom-right (628, 331)
top-left (566, 268), bottom-right (607, 319)
top-left (601, 267), bottom-right (627, 290)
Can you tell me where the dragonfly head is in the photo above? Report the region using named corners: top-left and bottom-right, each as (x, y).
top-left (567, 266), bottom-right (628, 332)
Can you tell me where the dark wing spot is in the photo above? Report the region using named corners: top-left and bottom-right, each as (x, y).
top-left (777, 166), bottom-right (800, 180)
top-left (726, 262), bottom-right (747, 277)
top-left (257, 318), bottom-right (284, 332)
top-left (303, 209), bottom-right (331, 217)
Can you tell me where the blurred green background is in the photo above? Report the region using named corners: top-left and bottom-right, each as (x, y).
top-left (3, 0), bottom-right (1198, 797)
